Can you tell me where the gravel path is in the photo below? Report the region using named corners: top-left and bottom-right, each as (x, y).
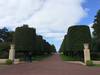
top-left (0, 54), bottom-right (100, 75)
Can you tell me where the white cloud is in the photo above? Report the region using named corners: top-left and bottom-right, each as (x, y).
top-left (43, 32), bottom-right (65, 41)
top-left (0, 0), bottom-right (87, 49)
top-left (0, 0), bottom-right (46, 25)
top-left (88, 23), bottom-right (94, 37)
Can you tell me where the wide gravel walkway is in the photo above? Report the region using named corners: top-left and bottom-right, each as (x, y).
top-left (0, 54), bottom-right (100, 75)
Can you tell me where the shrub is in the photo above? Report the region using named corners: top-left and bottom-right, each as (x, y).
top-left (6, 59), bottom-right (13, 65)
top-left (86, 60), bottom-right (94, 66)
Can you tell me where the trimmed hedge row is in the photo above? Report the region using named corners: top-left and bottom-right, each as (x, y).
top-left (14, 25), bottom-right (56, 56)
top-left (59, 25), bottom-right (91, 59)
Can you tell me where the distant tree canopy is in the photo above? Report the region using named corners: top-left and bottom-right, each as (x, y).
top-left (0, 27), bottom-right (8, 42)
top-left (0, 27), bottom-right (14, 43)
top-left (92, 9), bottom-right (100, 37)
top-left (59, 25), bottom-right (91, 53)
top-left (92, 9), bottom-right (100, 52)
top-left (51, 44), bottom-right (56, 53)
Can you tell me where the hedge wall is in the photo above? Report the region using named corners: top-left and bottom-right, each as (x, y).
top-left (14, 25), bottom-right (36, 52)
top-left (60, 25), bottom-right (91, 52)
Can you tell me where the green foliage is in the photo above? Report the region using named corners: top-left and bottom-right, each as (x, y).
top-left (35, 35), bottom-right (55, 55)
top-left (14, 24), bottom-right (36, 52)
top-left (35, 35), bottom-right (44, 54)
top-left (14, 24), bottom-right (54, 59)
top-left (93, 64), bottom-right (100, 67)
top-left (92, 9), bottom-right (100, 52)
top-left (67, 25), bottom-right (91, 50)
top-left (7, 31), bottom-right (14, 43)
top-left (0, 27), bottom-right (14, 43)
top-left (59, 25), bottom-right (91, 53)
top-left (0, 42), bottom-right (10, 55)
top-left (86, 60), bottom-right (94, 66)
top-left (51, 44), bottom-right (56, 53)
top-left (92, 9), bottom-right (100, 36)
top-left (0, 42), bottom-right (10, 50)
top-left (60, 54), bottom-right (80, 61)
top-left (0, 25), bottom-right (55, 60)
top-left (5, 59), bottom-right (13, 65)
top-left (59, 25), bottom-right (91, 60)
top-left (59, 35), bottom-right (66, 53)
top-left (43, 40), bottom-right (51, 54)
top-left (0, 27), bottom-right (8, 42)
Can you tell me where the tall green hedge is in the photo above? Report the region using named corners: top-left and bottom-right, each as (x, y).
top-left (60, 25), bottom-right (91, 53)
top-left (14, 25), bottom-right (36, 52)
top-left (14, 24), bottom-right (55, 55)
top-left (67, 25), bottom-right (91, 51)
top-left (35, 35), bottom-right (44, 54)
top-left (59, 35), bottom-right (66, 53)
top-left (0, 42), bottom-right (10, 58)
top-left (51, 44), bottom-right (56, 53)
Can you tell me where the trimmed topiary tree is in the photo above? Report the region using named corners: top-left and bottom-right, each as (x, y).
top-left (0, 42), bottom-right (10, 58)
top-left (14, 24), bottom-right (36, 52)
top-left (59, 25), bottom-right (91, 60)
top-left (67, 25), bottom-right (91, 51)
top-left (59, 35), bottom-right (67, 54)
top-left (14, 24), bottom-right (36, 61)
top-left (35, 35), bottom-right (44, 55)
top-left (51, 44), bottom-right (56, 53)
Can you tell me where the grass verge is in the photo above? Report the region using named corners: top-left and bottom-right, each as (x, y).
top-left (60, 54), bottom-right (81, 61)
top-left (92, 64), bottom-right (100, 67)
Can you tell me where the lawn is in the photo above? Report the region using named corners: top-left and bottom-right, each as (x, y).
top-left (60, 54), bottom-right (82, 61)
top-left (93, 64), bottom-right (100, 67)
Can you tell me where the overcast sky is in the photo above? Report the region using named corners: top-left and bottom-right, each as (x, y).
top-left (0, 0), bottom-right (100, 50)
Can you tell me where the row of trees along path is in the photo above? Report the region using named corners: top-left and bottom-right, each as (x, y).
top-left (0, 54), bottom-right (100, 75)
